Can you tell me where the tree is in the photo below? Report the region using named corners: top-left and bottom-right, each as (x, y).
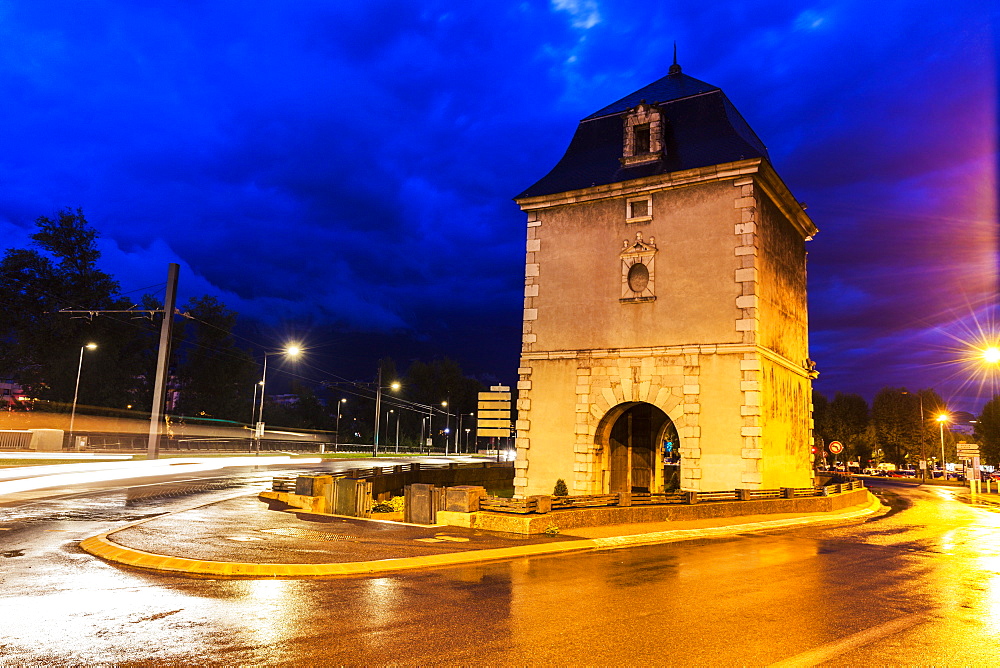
top-left (827, 392), bottom-right (869, 463)
top-left (173, 296), bottom-right (258, 422)
top-left (403, 358), bottom-right (486, 450)
top-left (0, 209), bottom-right (154, 410)
top-left (263, 382), bottom-right (334, 431)
top-left (975, 396), bottom-right (1000, 467)
top-left (872, 387), bottom-right (921, 466)
top-left (812, 390), bottom-right (830, 445)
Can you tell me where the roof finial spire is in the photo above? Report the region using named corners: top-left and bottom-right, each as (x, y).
top-left (669, 42), bottom-right (682, 75)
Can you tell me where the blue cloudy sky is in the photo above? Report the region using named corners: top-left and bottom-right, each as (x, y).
top-left (0, 1), bottom-right (996, 410)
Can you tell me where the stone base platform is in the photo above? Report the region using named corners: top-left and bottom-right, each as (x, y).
top-left (438, 488), bottom-right (872, 534)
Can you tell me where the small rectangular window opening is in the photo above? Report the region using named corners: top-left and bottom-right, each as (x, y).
top-left (629, 199), bottom-right (649, 219)
top-left (633, 124), bottom-right (651, 154)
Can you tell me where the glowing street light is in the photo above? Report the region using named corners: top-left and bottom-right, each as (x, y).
top-left (69, 343), bottom-right (97, 449)
top-left (458, 412), bottom-right (475, 454)
top-left (984, 346), bottom-right (1000, 365)
top-left (335, 398), bottom-right (347, 449)
top-left (441, 401), bottom-right (452, 455)
top-left (255, 344), bottom-right (301, 453)
top-left (936, 413), bottom-right (949, 480)
top-left (372, 369), bottom-right (400, 457)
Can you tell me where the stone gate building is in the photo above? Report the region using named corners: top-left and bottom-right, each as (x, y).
top-left (512, 60), bottom-right (818, 497)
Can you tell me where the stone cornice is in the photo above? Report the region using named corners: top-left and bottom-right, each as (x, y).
top-left (515, 158), bottom-right (817, 241)
top-left (520, 343), bottom-right (813, 379)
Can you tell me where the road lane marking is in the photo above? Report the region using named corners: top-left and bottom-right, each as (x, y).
top-left (768, 612), bottom-right (927, 667)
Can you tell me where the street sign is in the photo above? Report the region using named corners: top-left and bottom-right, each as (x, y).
top-left (957, 441), bottom-right (980, 459)
top-left (478, 386), bottom-right (511, 438)
top-left (828, 441), bottom-right (844, 455)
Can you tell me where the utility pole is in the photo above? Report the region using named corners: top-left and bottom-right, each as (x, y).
top-left (59, 263), bottom-right (180, 461)
top-left (373, 365), bottom-right (382, 457)
top-left (148, 263), bottom-right (179, 460)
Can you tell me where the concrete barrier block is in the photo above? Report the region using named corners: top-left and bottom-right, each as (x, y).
top-left (445, 486), bottom-right (486, 513)
top-left (29, 429), bottom-right (63, 452)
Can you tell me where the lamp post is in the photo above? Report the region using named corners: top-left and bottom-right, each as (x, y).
top-left (394, 410), bottom-right (401, 453)
top-left (335, 398), bottom-right (346, 449)
top-left (441, 401), bottom-right (450, 455)
top-left (457, 412), bottom-right (474, 454)
top-left (386, 409), bottom-right (394, 452)
top-left (904, 390), bottom-right (927, 482)
top-left (937, 413), bottom-right (949, 480)
top-left (69, 343), bottom-right (97, 449)
top-left (251, 382), bottom-right (260, 431)
top-left (256, 344), bottom-right (301, 454)
top-left (918, 394), bottom-right (926, 482)
top-left (372, 367), bottom-right (400, 457)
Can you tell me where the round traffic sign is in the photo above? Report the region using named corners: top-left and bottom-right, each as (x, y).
top-left (828, 441), bottom-right (844, 454)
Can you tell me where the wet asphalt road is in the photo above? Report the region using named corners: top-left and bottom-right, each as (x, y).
top-left (3, 476), bottom-right (1000, 665)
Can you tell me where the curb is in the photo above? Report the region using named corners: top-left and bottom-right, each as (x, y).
top-left (79, 492), bottom-right (883, 579)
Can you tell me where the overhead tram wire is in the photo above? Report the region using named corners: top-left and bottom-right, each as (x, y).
top-left (10, 273), bottom-right (455, 420)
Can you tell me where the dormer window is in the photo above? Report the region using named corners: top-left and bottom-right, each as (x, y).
top-left (622, 104), bottom-right (663, 166)
top-left (633, 124), bottom-right (651, 154)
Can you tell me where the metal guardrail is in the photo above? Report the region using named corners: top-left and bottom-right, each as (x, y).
top-left (0, 430), bottom-right (32, 450)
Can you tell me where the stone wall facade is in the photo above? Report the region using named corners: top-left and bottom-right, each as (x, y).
top-left (513, 159), bottom-right (816, 498)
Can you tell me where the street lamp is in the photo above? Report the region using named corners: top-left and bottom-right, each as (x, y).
top-left (903, 390), bottom-right (927, 482)
top-left (335, 398), bottom-right (346, 449)
top-left (982, 346), bottom-right (1000, 365)
top-left (457, 412), bottom-right (474, 453)
top-left (385, 409), bottom-right (394, 452)
top-left (441, 401), bottom-right (451, 455)
top-left (372, 366), bottom-right (400, 457)
top-left (937, 413), bottom-right (949, 480)
top-left (391, 409), bottom-right (401, 453)
top-left (255, 344), bottom-right (301, 453)
top-left (69, 342), bottom-right (97, 449)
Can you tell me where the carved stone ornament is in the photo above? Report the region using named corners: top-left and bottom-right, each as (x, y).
top-left (620, 232), bottom-right (657, 302)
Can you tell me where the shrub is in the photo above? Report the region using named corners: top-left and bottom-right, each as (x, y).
top-left (553, 479), bottom-right (568, 496)
top-left (544, 525), bottom-right (560, 536)
top-left (372, 496), bottom-right (405, 513)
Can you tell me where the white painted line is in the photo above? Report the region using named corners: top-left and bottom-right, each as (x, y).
top-left (768, 612), bottom-right (926, 667)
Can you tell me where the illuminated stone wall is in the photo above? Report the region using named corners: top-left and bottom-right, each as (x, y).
top-left (514, 159), bottom-right (817, 497)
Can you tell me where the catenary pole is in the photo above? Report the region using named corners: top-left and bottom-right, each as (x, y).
top-left (147, 263), bottom-right (179, 460)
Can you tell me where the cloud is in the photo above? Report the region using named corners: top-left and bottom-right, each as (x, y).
top-left (0, 0), bottom-right (994, 404)
top-left (551, 0), bottom-right (602, 30)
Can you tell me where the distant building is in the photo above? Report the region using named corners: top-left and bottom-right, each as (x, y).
top-left (0, 378), bottom-right (27, 406)
top-left (951, 410), bottom-right (976, 436)
top-left (270, 394), bottom-right (300, 407)
top-left (513, 58), bottom-right (817, 496)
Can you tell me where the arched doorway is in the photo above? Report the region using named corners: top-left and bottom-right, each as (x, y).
top-left (605, 403), bottom-right (679, 493)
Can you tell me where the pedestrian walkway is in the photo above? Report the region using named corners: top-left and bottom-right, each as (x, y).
top-left (80, 490), bottom-right (884, 578)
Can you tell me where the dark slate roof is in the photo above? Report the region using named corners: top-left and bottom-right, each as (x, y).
top-left (583, 70), bottom-right (720, 120)
top-left (517, 69), bottom-right (770, 200)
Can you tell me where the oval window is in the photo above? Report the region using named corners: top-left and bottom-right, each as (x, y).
top-left (627, 262), bottom-right (649, 293)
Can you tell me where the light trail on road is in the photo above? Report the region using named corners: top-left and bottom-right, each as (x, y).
top-left (2, 476), bottom-right (999, 664)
